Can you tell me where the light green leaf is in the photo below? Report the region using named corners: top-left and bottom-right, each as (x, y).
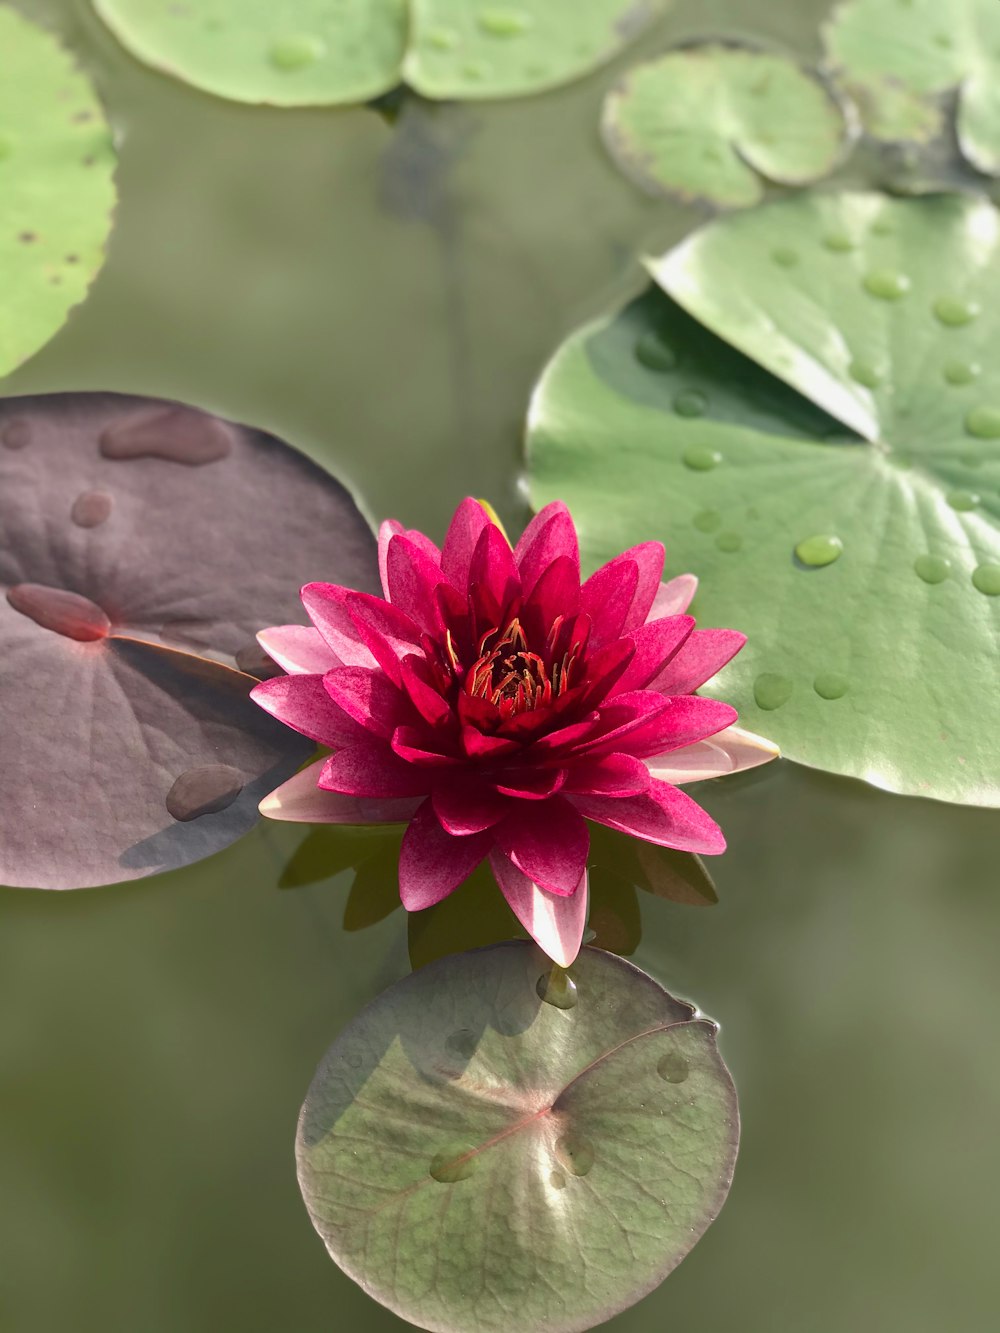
top-left (602, 44), bottom-right (851, 208)
top-left (824, 0), bottom-right (1000, 172)
top-left (297, 942), bottom-right (737, 1333)
top-left (0, 7), bottom-right (116, 378)
top-left (527, 191), bottom-right (1000, 806)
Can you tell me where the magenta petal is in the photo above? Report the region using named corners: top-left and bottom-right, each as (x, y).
top-left (649, 628), bottom-right (747, 695)
top-left (490, 852), bottom-right (588, 967)
top-left (400, 657), bottom-right (452, 728)
top-left (580, 557), bottom-right (639, 647)
top-left (609, 615), bottom-right (695, 696)
top-left (619, 542), bottom-right (667, 632)
top-left (385, 535), bottom-right (450, 634)
top-left (440, 498), bottom-right (492, 585)
top-left (514, 503), bottom-right (580, 595)
top-left (469, 523), bottom-right (521, 614)
top-left (251, 672), bottom-right (365, 746)
top-left (522, 554), bottom-right (580, 634)
top-left (378, 519), bottom-right (441, 599)
top-left (319, 742), bottom-right (429, 798)
top-left (259, 761), bottom-right (421, 824)
top-left (529, 711), bottom-right (603, 757)
top-left (301, 583), bottom-right (378, 667)
top-left (256, 625), bottom-right (340, 675)
top-left (494, 767), bottom-right (567, 800)
top-left (432, 777), bottom-right (510, 835)
top-left (495, 796), bottom-right (589, 896)
top-left (648, 574), bottom-right (698, 620)
top-left (572, 691), bottom-right (672, 757)
top-left (399, 800), bottom-right (492, 910)
top-left (391, 725), bottom-right (462, 767)
top-left (460, 725), bottom-right (522, 760)
top-left (598, 696), bottom-right (739, 760)
top-left (571, 779), bottom-right (726, 854)
top-left (562, 753), bottom-right (650, 796)
top-left (324, 665), bottom-right (410, 738)
top-left (345, 593), bottom-right (424, 686)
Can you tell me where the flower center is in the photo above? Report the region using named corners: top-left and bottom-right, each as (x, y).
top-left (461, 616), bottom-right (580, 718)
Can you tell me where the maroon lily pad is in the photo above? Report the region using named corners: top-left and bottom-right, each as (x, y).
top-left (0, 392), bottom-right (378, 889)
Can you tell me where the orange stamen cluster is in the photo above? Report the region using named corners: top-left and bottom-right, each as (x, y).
top-left (464, 616), bottom-right (582, 718)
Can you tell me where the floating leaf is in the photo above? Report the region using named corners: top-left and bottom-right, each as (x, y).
top-left (298, 942), bottom-right (737, 1333)
top-left (527, 192), bottom-right (1000, 806)
top-left (0, 7), bottom-right (116, 377)
top-left (824, 0), bottom-right (1000, 172)
top-left (602, 44), bottom-right (851, 208)
top-left (0, 392), bottom-right (377, 888)
top-left (91, 0), bottom-right (667, 105)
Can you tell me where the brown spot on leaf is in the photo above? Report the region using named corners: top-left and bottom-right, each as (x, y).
top-left (1, 418), bottom-right (31, 450)
top-left (18, 231), bottom-right (37, 244)
top-left (100, 406), bottom-right (234, 466)
top-left (165, 764), bottom-right (245, 821)
top-left (7, 583), bottom-right (111, 641)
top-left (70, 490), bottom-right (113, 528)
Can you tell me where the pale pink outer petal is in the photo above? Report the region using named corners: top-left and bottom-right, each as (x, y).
top-left (647, 574), bottom-right (698, 620)
top-left (256, 625), bottom-right (341, 675)
top-left (490, 852), bottom-right (588, 968)
top-left (300, 583), bottom-right (378, 668)
top-left (259, 761), bottom-right (420, 823)
top-left (645, 726), bottom-right (780, 785)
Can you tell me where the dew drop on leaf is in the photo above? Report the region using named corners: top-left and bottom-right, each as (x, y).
top-left (753, 672), bottom-right (794, 711)
top-left (971, 564), bottom-right (1000, 596)
top-left (556, 1131), bottom-right (595, 1177)
top-left (674, 391), bottom-right (709, 420)
top-left (863, 269), bottom-right (911, 300)
top-left (795, 534), bottom-right (844, 567)
top-left (656, 1052), bottom-right (690, 1083)
top-left (537, 969), bottom-right (578, 1009)
top-left (965, 406), bottom-right (1000, 439)
top-left (914, 554), bottom-right (951, 585)
top-left (932, 296), bottom-right (980, 327)
top-left (682, 443), bottom-right (720, 469)
top-left (813, 674), bottom-right (849, 700)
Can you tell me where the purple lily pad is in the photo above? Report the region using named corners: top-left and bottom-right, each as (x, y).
top-left (0, 392), bottom-right (378, 890)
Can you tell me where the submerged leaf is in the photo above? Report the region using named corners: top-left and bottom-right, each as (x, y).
top-left (298, 942), bottom-right (738, 1333)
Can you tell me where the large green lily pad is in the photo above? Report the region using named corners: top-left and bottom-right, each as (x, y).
top-left (91, 0), bottom-right (669, 105)
top-left (0, 6), bottom-right (116, 378)
top-left (823, 0), bottom-right (1000, 172)
top-left (527, 191), bottom-right (1000, 806)
top-left (297, 942), bottom-right (737, 1333)
top-left (602, 44), bottom-right (851, 208)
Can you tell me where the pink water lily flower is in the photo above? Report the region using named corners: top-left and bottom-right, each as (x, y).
top-left (252, 500), bottom-right (776, 967)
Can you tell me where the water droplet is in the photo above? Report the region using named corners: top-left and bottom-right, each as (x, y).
top-left (549, 1170), bottom-right (567, 1190)
top-left (426, 25), bottom-right (459, 50)
top-left (871, 217), bottom-right (894, 236)
top-left (863, 269), bottom-right (911, 300)
top-left (965, 406), bottom-right (1000, 439)
top-left (849, 357), bottom-right (884, 388)
top-left (914, 554), bottom-right (951, 584)
top-left (536, 968), bottom-right (577, 1009)
top-left (946, 490), bottom-right (980, 511)
top-left (943, 359), bottom-right (980, 386)
top-left (823, 231), bottom-right (855, 252)
top-left (445, 1028), bottom-right (478, 1061)
top-left (478, 8), bottom-right (532, 36)
top-left (813, 674), bottom-right (849, 700)
top-left (7, 583), bottom-right (110, 642)
top-left (1, 417), bottom-right (31, 449)
top-left (430, 1147), bottom-right (478, 1184)
top-left (656, 1051), bottom-right (689, 1083)
top-left (70, 490), bottom-right (113, 528)
top-left (463, 60), bottom-right (489, 80)
top-left (972, 564), bottom-right (1000, 596)
top-left (932, 296), bottom-right (979, 327)
top-left (674, 391), bottom-right (709, 419)
top-left (165, 764), bottom-right (244, 821)
top-left (682, 443), bottom-right (720, 470)
top-left (715, 531), bottom-right (743, 553)
top-left (268, 34), bottom-right (326, 71)
top-left (100, 406), bottom-right (233, 465)
top-left (693, 508), bottom-right (722, 533)
top-left (345, 1049), bottom-right (363, 1069)
top-left (753, 673), bottom-right (794, 711)
top-left (795, 534), bottom-right (844, 567)
top-left (771, 246), bottom-right (799, 267)
top-left (635, 330), bottom-right (677, 372)
top-left (556, 1132), bottom-right (595, 1177)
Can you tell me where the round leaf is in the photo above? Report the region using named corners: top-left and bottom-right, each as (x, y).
top-left (0, 392), bottom-right (378, 888)
top-left (0, 7), bottom-right (116, 377)
top-left (602, 44), bottom-right (851, 208)
top-left (527, 191), bottom-right (1000, 806)
top-left (824, 0), bottom-right (1000, 172)
top-left (297, 942), bottom-right (737, 1333)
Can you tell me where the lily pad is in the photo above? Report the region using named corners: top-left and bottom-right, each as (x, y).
top-left (823, 0), bottom-right (1000, 172)
top-left (602, 43), bottom-right (851, 208)
top-left (297, 942), bottom-right (737, 1333)
top-left (0, 392), bottom-right (378, 888)
top-left (527, 191), bottom-right (1000, 806)
top-left (91, 0), bottom-right (668, 105)
top-left (0, 7), bottom-right (116, 377)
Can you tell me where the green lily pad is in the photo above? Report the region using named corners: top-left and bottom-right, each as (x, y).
top-left (0, 7), bottom-right (116, 378)
top-left (602, 44), bottom-right (851, 208)
top-left (91, 0), bottom-right (668, 105)
top-left (824, 0), bottom-right (1000, 172)
top-left (527, 191), bottom-right (1000, 807)
top-left (298, 942), bottom-right (737, 1333)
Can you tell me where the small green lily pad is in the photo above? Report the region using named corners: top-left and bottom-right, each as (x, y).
top-left (528, 191), bottom-right (1000, 807)
top-left (298, 942), bottom-right (737, 1333)
top-left (0, 7), bottom-right (116, 378)
top-left (602, 44), bottom-right (851, 208)
top-left (824, 0), bottom-right (1000, 172)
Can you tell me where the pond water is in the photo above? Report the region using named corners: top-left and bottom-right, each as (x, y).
top-left (2, 1), bottom-right (999, 1330)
